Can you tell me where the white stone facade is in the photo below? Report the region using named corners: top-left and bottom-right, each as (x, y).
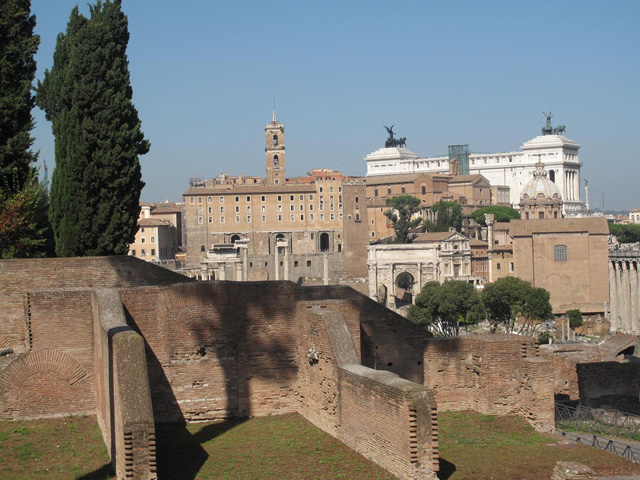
top-left (365, 134), bottom-right (584, 215)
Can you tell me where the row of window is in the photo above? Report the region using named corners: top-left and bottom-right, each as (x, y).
top-left (198, 212), bottom-right (342, 224)
top-left (131, 249), bottom-right (155, 258)
top-left (137, 236), bottom-right (155, 244)
top-left (373, 186), bottom-right (428, 196)
top-left (196, 203), bottom-right (343, 215)
top-left (189, 189), bottom-right (344, 205)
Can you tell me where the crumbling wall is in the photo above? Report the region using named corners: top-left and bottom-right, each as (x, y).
top-left (539, 344), bottom-right (601, 401)
top-left (424, 334), bottom-right (554, 432)
top-left (93, 289), bottom-right (156, 480)
top-left (577, 362), bottom-right (640, 410)
top-left (296, 307), bottom-right (438, 480)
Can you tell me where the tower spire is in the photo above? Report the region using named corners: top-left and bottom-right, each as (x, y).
top-left (273, 96), bottom-right (276, 122)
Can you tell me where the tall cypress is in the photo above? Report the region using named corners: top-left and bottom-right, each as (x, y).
top-left (0, 0), bottom-right (40, 190)
top-left (37, 0), bottom-right (149, 257)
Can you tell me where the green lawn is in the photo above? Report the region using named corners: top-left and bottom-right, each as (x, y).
top-left (2, 411), bottom-right (640, 480)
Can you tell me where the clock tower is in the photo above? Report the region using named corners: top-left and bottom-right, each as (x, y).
top-left (265, 111), bottom-right (285, 185)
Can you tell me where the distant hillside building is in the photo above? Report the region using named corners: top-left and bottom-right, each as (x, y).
top-left (183, 113), bottom-right (369, 282)
top-left (364, 118), bottom-right (584, 215)
top-left (128, 202), bottom-right (180, 262)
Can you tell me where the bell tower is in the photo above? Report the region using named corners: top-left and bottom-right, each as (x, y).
top-left (265, 111), bottom-right (285, 185)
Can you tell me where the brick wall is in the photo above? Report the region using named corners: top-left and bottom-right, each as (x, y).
top-left (577, 362), bottom-right (640, 408)
top-left (424, 334), bottom-right (555, 432)
top-left (539, 344), bottom-right (602, 401)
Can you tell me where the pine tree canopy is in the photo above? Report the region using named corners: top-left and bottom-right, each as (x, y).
top-left (36, 0), bottom-right (149, 257)
top-left (0, 0), bottom-right (40, 191)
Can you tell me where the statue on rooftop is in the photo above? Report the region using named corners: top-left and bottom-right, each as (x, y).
top-left (384, 125), bottom-right (406, 148)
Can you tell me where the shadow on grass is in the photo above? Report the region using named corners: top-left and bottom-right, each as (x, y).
top-left (437, 458), bottom-right (456, 480)
top-left (155, 418), bottom-right (247, 480)
top-left (74, 462), bottom-right (115, 480)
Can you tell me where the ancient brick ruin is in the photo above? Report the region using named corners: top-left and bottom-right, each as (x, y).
top-left (0, 257), bottom-right (560, 479)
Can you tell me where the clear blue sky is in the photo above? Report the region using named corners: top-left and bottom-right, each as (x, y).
top-left (31, 1), bottom-right (640, 211)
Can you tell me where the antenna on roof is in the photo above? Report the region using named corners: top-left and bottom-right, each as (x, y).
top-left (273, 96), bottom-right (276, 122)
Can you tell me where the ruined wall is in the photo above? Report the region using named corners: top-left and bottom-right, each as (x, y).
top-left (577, 362), bottom-right (640, 409)
top-left (0, 257), bottom-right (191, 352)
top-left (295, 307), bottom-right (438, 480)
top-left (539, 344), bottom-right (601, 401)
top-left (0, 290), bottom-right (95, 419)
top-left (423, 334), bottom-right (554, 432)
top-left (93, 289), bottom-right (156, 480)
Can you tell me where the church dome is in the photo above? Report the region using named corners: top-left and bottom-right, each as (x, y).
top-left (521, 160), bottom-right (561, 200)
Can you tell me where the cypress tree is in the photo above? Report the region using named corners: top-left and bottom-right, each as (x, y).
top-left (37, 0), bottom-right (149, 256)
top-left (0, 0), bottom-right (40, 190)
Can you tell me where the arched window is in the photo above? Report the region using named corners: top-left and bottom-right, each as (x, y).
top-left (320, 233), bottom-right (330, 252)
top-left (273, 154), bottom-right (279, 166)
top-left (554, 245), bottom-right (567, 261)
top-left (231, 234), bottom-right (240, 243)
top-left (421, 185), bottom-right (426, 195)
top-left (200, 245), bottom-right (205, 252)
top-left (273, 134), bottom-right (278, 146)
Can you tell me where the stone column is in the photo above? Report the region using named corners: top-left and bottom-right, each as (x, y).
top-left (235, 262), bottom-right (242, 281)
top-left (631, 262), bottom-right (638, 334)
top-left (274, 246), bottom-right (279, 281)
top-left (323, 253), bottom-right (329, 286)
top-left (615, 262), bottom-right (623, 332)
top-left (388, 264), bottom-right (396, 309)
top-left (243, 247), bottom-right (249, 280)
top-left (609, 261), bottom-right (617, 331)
top-left (218, 264), bottom-right (226, 281)
top-left (624, 262), bottom-right (632, 332)
top-left (284, 247), bottom-right (289, 281)
top-left (417, 262), bottom-right (423, 293)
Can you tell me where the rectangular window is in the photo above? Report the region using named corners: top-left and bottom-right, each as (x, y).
top-left (497, 263), bottom-right (501, 270)
top-left (220, 216), bottom-right (225, 223)
top-left (355, 196), bottom-right (359, 203)
top-left (261, 195), bottom-right (266, 202)
top-left (141, 249), bottom-right (146, 258)
top-left (554, 245), bottom-right (568, 261)
top-left (208, 216), bottom-right (213, 223)
top-left (311, 233), bottom-right (315, 240)
top-left (235, 206), bottom-right (240, 213)
top-left (219, 196), bottom-right (224, 203)
top-left (309, 194), bottom-right (314, 201)
top-left (338, 213), bottom-right (343, 220)
top-left (247, 215), bottom-right (251, 222)
top-left (300, 214), bottom-right (304, 221)
top-left (246, 196), bottom-right (251, 202)
top-left (207, 196), bottom-right (212, 203)
top-left (261, 214), bottom-right (266, 222)
top-left (290, 214), bottom-right (295, 221)
top-left (294, 260), bottom-right (299, 267)
top-left (320, 213), bottom-right (325, 220)
top-left (198, 206), bottom-right (203, 214)
top-left (220, 206), bottom-right (225, 213)
top-left (509, 262), bottom-right (514, 272)
top-left (261, 205), bottom-right (266, 212)
top-left (150, 236), bottom-right (155, 242)
top-left (309, 204), bottom-right (314, 211)
top-left (330, 213), bottom-right (335, 220)
top-left (190, 197), bottom-right (194, 205)
top-left (290, 195), bottom-right (294, 201)
top-left (247, 206), bottom-right (251, 212)
top-left (277, 195), bottom-right (282, 202)
top-left (235, 215), bottom-right (240, 223)
top-left (330, 186), bottom-right (334, 193)
top-left (198, 196), bottom-right (202, 203)
top-left (277, 205), bottom-right (282, 212)
top-left (374, 189), bottom-right (378, 197)
top-left (198, 216), bottom-right (203, 224)
top-left (235, 196), bottom-right (239, 202)
top-left (290, 205), bottom-right (295, 211)
top-left (131, 249), bottom-right (136, 256)
top-left (310, 214), bottom-right (314, 221)
top-left (299, 194), bottom-right (304, 201)
top-left (151, 249), bottom-right (155, 256)
top-left (307, 260), bottom-right (311, 267)
top-left (299, 204), bottom-right (304, 211)
top-left (278, 214), bottom-right (282, 222)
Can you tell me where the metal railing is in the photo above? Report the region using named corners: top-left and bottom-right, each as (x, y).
top-left (555, 403), bottom-right (640, 441)
top-left (558, 431), bottom-right (640, 463)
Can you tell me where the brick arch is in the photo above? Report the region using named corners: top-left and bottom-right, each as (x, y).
top-left (0, 335), bottom-right (11, 349)
top-left (0, 350), bottom-right (94, 419)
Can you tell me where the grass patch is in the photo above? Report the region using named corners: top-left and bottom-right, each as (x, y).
top-left (438, 410), bottom-right (640, 480)
top-left (0, 415), bottom-right (112, 480)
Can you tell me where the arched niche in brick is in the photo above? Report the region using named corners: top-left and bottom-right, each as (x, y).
top-left (0, 350), bottom-right (94, 419)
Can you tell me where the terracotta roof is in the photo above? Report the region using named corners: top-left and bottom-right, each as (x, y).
top-left (365, 173), bottom-right (433, 185)
top-left (447, 174), bottom-right (489, 185)
top-left (494, 223), bottom-right (511, 231)
top-left (151, 202), bottom-right (182, 213)
top-left (413, 232), bottom-right (455, 243)
top-left (469, 238), bottom-right (488, 247)
top-left (510, 217), bottom-right (609, 236)
top-left (138, 218), bottom-right (172, 227)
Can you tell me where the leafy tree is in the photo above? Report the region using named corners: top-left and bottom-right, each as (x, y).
top-left (609, 224), bottom-right (640, 244)
top-left (384, 195), bottom-right (422, 243)
top-left (423, 201), bottom-right (462, 232)
top-left (0, 0), bottom-right (40, 191)
top-left (409, 280), bottom-right (485, 336)
top-left (538, 331), bottom-right (553, 345)
top-left (0, 168), bottom-right (51, 258)
top-left (519, 287), bottom-right (553, 335)
top-left (481, 276), bottom-right (532, 333)
top-left (36, 0), bottom-right (150, 257)
top-left (566, 309), bottom-right (583, 329)
top-left (471, 206), bottom-right (520, 225)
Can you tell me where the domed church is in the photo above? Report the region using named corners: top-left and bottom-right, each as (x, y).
top-left (519, 158), bottom-right (563, 219)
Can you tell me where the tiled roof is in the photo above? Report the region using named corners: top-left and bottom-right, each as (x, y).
top-left (365, 173), bottom-right (434, 185)
top-left (184, 184), bottom-right (317, 195)
top-left (510, 217), bottom-right (609, 236)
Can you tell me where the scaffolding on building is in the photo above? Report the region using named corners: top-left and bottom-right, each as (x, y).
top-left (448, 144), bottom-right (469, 175)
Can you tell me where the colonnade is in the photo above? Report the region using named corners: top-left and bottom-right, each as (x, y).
top-left (609, 255), bottom-right (640, 335)
top-left (564, 169), bottom-right (579, 201)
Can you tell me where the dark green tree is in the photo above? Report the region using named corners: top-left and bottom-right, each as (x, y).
top-left (423, 201), bottom-right (462, 232)
top-left (471, 206), bottom-right (520, 225)
top-left (566, 309), bottom-right (583, 329)
top-left (0, 0), bottom-right (39, 190)
top-left (519, 287), bottom-right (553, 335)
top-left (384, 195), bottom-right (422, 243)
top-left (36, 0), bottom-right (149, 256)
top-left (609, 224), bottom-right (640, 244)
top-left (481, 276), bottom-right (532, 333)
top-left (408, 280), bottom-right (485, 336)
